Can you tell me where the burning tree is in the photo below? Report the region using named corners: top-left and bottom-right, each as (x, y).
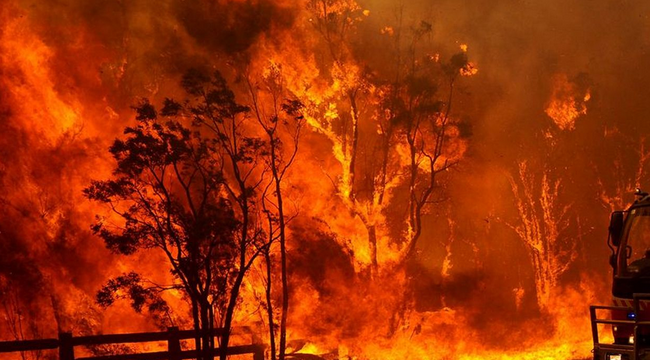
top-left (304, 0), bottom-right (385, 274)
top-left (387, 30), bottom-right (476, 264)
top-left (302, 1), bottom-right (476, 275)
top-left (597, 136), bottom-right (650, 212)
top-left (507, 161), bottom-right (576, 310)
top-left (271, 2), bottom-right (479, 341)
top-left (502, 72), bottom-right (590, 311)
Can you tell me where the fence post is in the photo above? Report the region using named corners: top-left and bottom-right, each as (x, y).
top-left (248, 329), bottom-right (264, 360)
top-left (58, 332), bottom-right (74, 360)
top-left (251, 332), bottom-right (262, 345)
top-left (168, 327), bottom-right (181, 360)
top-left (253, 344), bottom-right (265, 360)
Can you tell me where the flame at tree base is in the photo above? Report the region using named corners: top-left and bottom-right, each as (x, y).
top-left (273, 273), bottom-right (604, 360)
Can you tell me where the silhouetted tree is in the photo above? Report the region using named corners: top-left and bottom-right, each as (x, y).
top-left (170, 69), bottom-right (271, 360)
top-left (85, 74), bottom-right (266, 359)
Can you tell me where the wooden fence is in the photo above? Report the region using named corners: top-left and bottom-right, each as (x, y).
top-left (0, 327), bottom-right (265, 360)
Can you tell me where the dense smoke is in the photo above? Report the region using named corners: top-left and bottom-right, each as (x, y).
top-left (2, 0), bottom-right (650, 358)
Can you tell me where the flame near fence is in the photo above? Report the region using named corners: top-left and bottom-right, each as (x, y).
top-left (0, 327), bottom-right (265, 360)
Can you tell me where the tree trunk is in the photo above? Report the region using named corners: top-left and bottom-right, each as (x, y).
top-left (367, 224), bottom-right (378, 275)
top-left (265, 249), bottom-right (277, 360)
top-left (271, 145), bottom-right (290, 360)
top-left (219, 272), bottom-right (246, 360)
top-left (191, 296), bottom-right (202, 360)
top-left (200, 299), bottom-right (213, 360)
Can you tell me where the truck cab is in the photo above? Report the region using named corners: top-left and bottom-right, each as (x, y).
top-left (610, 190), bottom-right (650, 345)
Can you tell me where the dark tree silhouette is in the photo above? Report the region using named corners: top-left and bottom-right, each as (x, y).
top-left (84, 87), bottom-right (256, 360)
top-left (170, 69), bottom-right (270, 360)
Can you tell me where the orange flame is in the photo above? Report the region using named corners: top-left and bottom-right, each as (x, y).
top-left (545, 73), bottom-right (590, 131)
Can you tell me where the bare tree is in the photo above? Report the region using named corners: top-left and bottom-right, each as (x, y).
top-left (0, 278), bottom-right (45, 360)
top-left (507, 161), bottom-right (576, 309)
top-left (597, 136), bottom-right (650, 212)
top-left (244, 64), bottom-right (304, 360)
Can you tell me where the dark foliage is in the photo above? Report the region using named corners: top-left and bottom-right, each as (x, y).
top-left (85, 68), bottom-right (274, 360)
top-left (96, 272), bottom-right (169, 314)
top-left (85, 92), bottom-right (242, 329)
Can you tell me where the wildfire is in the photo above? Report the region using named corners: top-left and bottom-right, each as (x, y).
top-left (0, 1), bottom-right (633, 360)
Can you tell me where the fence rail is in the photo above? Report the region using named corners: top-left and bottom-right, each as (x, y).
top-left (0, 327), bottom-right (265, 360)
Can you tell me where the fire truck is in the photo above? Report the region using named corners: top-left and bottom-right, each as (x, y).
top-left (592, 189), bottom-right (650, 360)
